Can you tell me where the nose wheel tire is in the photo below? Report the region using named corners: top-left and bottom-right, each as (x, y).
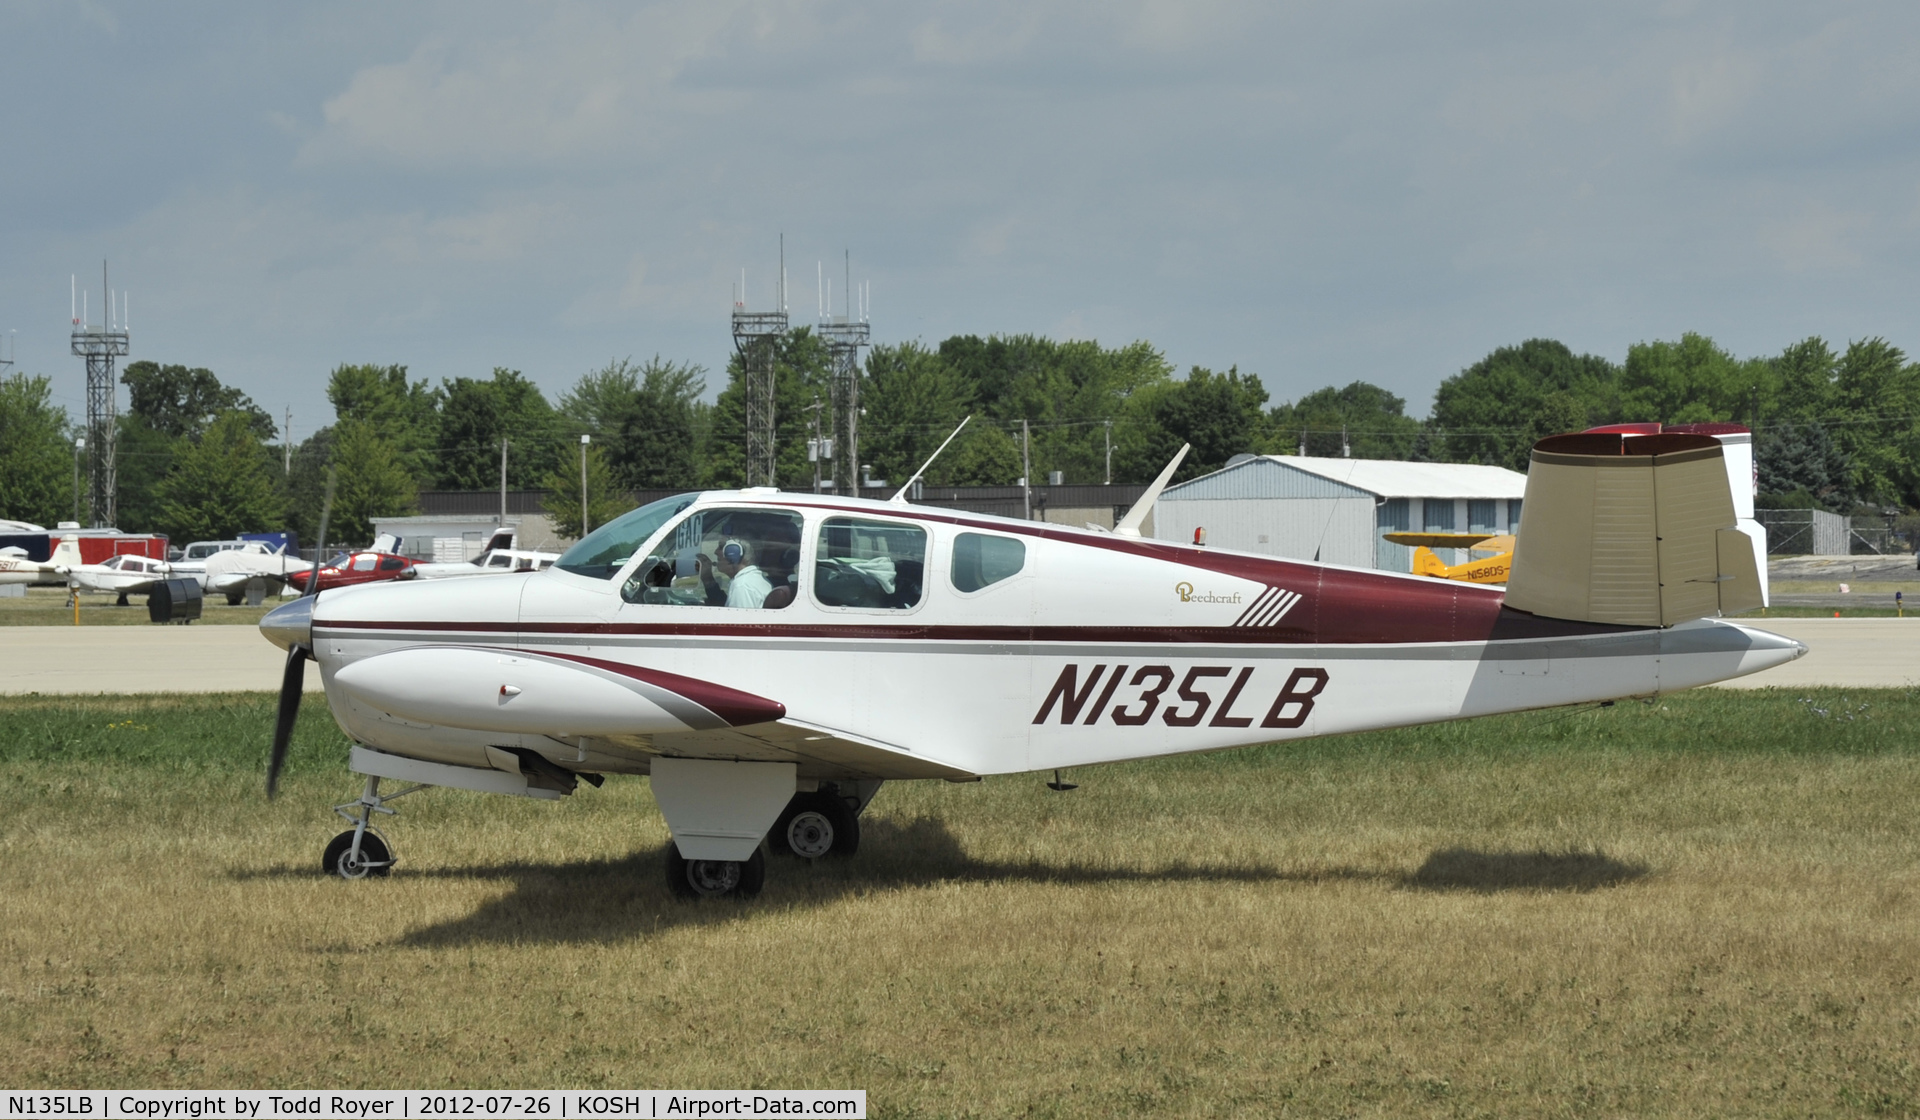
top-left (322, 829), bottom-right (392, 879)
top-left (771, 791), bottom-right (860, 859)
top-left (666, 845), bottom-right (765, 899)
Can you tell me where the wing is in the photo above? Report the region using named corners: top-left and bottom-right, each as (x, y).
top-left (1383, 531), bottom-right (1498, 548)
top-left (646, 718), bottom-right (976, 782)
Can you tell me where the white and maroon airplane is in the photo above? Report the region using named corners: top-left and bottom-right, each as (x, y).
top-left (261, 428), bottom-right (1804, 896)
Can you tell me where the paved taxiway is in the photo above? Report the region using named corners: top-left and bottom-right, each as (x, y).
top-left (0, 618), bottom-right (1909, 695)
top-left (3, 625), bottom-right (322, 694)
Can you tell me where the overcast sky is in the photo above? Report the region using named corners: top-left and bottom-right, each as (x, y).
top-left (6, 1), bottom-right (1920, 440)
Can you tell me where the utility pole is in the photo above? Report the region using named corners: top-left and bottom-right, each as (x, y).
top-left (1021, 419), bottom-right (1032, 521)
top-left (72, 437), bottom-right (84, 524)
top-left (498, 438), bottom-right (509, 525)
top-left (805, 396), bottom-right (826, 493)
top-left (284, 407), bottom-right (292, 474)
top-left (1104, 420), bottom-right (1112, 486)
top-left (578, 434), bottom-right (592, 537)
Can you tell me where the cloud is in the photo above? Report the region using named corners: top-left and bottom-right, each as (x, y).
top-left (11, 0), bottom-right (1920, 432)
top-left (300, 6), bottom-right (752, 170)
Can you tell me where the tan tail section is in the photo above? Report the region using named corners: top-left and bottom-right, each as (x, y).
top-left (49, 534), bottom-right (83, 572)
top-left (1505, 433), bottom-right (1765, 627)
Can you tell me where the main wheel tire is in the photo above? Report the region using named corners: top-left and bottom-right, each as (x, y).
top-left (322, 830), bottom-right (392, 880)
top-left (772, 791), bottom-right (859, 859)
top-left (665, 845), bottom-right (765, 899)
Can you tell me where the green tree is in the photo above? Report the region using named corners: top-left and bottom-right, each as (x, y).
top-left (113, 415), bottom-right (178, 533)
top-left (558, 356), bottom-right (707, 490)
top-left (541, 443), bottom-right (633, 540)
top-left (328, 419), bottom-right (417, 546)
top-left (122, 361), bottom-right (273, 440)
top-left (1123, 365), bottom-right (1270, 482)
top-left (862, 342), bottom-right (1020, 488)
top-left (935, 335), bottom-right (1174, 484)
top-left (0, 374), bottom-right (74, 526)
top-left (327, 364), bottom-right (438, 483)
top-left (1757, 422), bottom-right (1854, 510)
top-left (1617, 333), bottom-right (1773, 425)
top-left (1269, 381), bottom-right (1423, 459)
top-left (1430, 339), bottom-right (1617, 470)
top-left (436, 368), bottom-right (561, 490)
top-left (154, 411), bottom-right (286, 541)
top-left (1771, 337), bottom-right (1839, 420)
top-left (283, 427), bottom-right (336, 548)
top-left (116, 361), bottom-right (277, 534)
top-left (1828, 338), bottom-right (1920, 505)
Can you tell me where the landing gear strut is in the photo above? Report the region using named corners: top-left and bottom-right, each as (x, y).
top-left (323, 775), bottom-right (425, 879)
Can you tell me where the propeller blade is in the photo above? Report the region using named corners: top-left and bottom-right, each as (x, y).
top-left (304, 467), bottom-right (336, 597)
top-left (267, 645), bottom-right (307, 799)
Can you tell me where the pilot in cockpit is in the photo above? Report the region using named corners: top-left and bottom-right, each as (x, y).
top-left (697, 538), bottom-right (772, 608)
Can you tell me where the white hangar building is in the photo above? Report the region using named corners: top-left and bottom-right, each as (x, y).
top-left (1154, 455), bottom-right (1530, 573)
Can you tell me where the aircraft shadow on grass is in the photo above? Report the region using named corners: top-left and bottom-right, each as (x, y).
top-left (232, 820), bottom-right (1651, 945)
top-left (1403, 847), bottom-right (1651, 894)
top-left (251, 819), bottom-right (1650, 947)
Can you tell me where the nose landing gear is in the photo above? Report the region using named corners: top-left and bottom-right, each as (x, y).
top-left (323, 776), bottom-right (426, 879)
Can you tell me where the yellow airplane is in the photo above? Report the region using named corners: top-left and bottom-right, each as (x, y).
top-left (1383, 532), bottom-right (1515, 585)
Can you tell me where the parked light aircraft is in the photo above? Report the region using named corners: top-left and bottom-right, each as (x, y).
top-left (261, 430), bottom-right (1805, 896)
top-left (67, 552), bottom-right (174, 603)
top-left (0, 535), bottom-right (83, 587)
top-left (1385, 532), bottom-right (1514, 585)
top-left (411, 529), bottom-right (562, 579)
top-left (199, 543), bottom-right (315, 604)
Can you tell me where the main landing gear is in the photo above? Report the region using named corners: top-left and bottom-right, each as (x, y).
top-left (659, 780), bottom-right (876, 899)
top-left (322, 776), bottom-right (425, 879)
top-left (770, 788), bottom-right (861, 860)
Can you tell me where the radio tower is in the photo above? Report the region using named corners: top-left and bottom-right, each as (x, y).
top-left (71, 262), bottom-right (130, 527)
top-left (731, 239), bottom-right (788, 487)
top-left (817, 250), bottom-right (870, 495)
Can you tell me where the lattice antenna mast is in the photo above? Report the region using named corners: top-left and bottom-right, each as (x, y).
top-left (817, 249), bottom-right (870, 495)
top-left (71, 261), bottom-right (129, 527)
top-left (730, 237), bottom-right (789, 487)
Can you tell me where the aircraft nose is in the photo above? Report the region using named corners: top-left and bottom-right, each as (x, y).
top-left (260, 594), bottom-right (314, 652)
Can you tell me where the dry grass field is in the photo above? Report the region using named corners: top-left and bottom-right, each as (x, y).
top-left (2, 689), bottom-right (1917, 1117)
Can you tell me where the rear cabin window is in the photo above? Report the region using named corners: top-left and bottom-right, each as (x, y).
top-left (814, 517), bottom-right (927, 610)
top-left (950, 532), bottom-right (1025, 593)
top-left (378, 556), bottom-right (405, 571)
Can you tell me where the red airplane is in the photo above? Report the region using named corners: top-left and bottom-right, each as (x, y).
top-left (307, 550), bottom-right (419, 593)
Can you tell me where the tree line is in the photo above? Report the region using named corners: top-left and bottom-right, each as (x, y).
top-left (1, 329), bottom-right (1916, 546)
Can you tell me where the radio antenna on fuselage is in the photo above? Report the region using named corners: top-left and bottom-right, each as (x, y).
top-left (1114, 443), bottom-right (1190, 538)
top-left (889, 415), bottom-right (972, 505)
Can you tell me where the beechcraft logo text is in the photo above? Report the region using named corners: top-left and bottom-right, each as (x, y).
top-left (1175, 582), bottom-right (1243, 604)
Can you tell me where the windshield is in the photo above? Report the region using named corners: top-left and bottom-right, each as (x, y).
top-left (554, 493), bottom-right (699, 580)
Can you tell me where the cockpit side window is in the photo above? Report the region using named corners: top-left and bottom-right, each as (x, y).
top-left (950, 532), bottom-right (1026, 593)
top-left (621, 507), bottom-right (804, 609)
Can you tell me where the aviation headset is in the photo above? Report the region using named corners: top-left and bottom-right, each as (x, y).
top-left (720, 539), bottom-right (748, 564)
